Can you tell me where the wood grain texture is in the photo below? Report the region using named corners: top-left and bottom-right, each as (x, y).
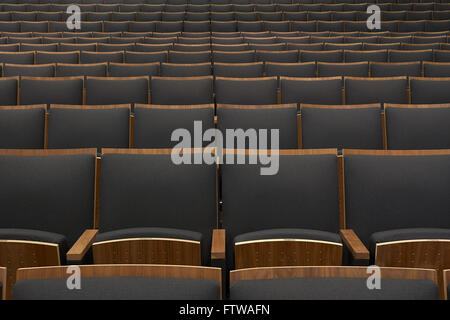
top-left (217, 104), bottom-right (297, 110)
top-left (340, 229), bottom-right (370, 260)
top-left (213, 62), bottom-right (263, 67)
top-left (300, 103), bottom-right (381, 110)
top-left (280, 76), bottom-right (341, 81)
top-left (297, 113), bottom-right (302, 149)
top-left (0, 148), bottom-right (97, 156)
top-left (102, 148), bottom-right (209, 155)
top-left (344, 76), bottom-right (407, 81)
top-left (0, 240), bottom-right (60, 299)
top-left (223, 148), bottom-right (337, 156)
top-left (0, 104), bottom-right (46, 110)
top-left (0, 267), bottom-right (6, 301)
top-left (230, 266), bottom-right (438, 284)
top-left (66, 229), bottom-right (99, 262)
top-left (444, 269), bottom-right (450, 300)
top-left (110, 62), bottom-right (160, 68)
top-left (151, 75), bottom-right (213, 81)
top-left (92, 238), bottom-right (202, 266)
top-left (343, 149), bottom-right (450, 156)
top-left (135, 103), bottom-right (214, 110)
top-left (49, 104), bottom-right (131, 110)
top-left (86, 75), bottom-right (148, 81)
top-left (211, 229), bottom-right (225, 260)
top-left (337, 155), bottom-right (345, 229)
top-left (16, 264), bottom-right (222, 299)
top-left (215, 76), bottom-right (277, 81)
top-left (234, 240), bottom-right (342, 269)
top-left (385, 103), bottom-right (450, 109)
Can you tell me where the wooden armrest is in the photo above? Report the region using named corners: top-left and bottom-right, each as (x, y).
top-left (66, 229), bottom-right (99, 262)
top-left (211, 229), bottom-right (226, 260)
top-left (340, 229), bottom-right (370, 261)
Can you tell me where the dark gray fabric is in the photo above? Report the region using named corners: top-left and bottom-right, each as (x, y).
top-left (370, 62), bottom-right (422, 77)
top-left (173, 43), bottom-right (210, 52)
top-left (47, 107), bottom-right (129, 149)
top-left (435, 50), bottom-right (450, 63)
top-left (85, 78), bottom-right (148, 106)
top-left (324, 43), bottom-right (362, 51)
top-left (386, 106), bottom-right (450, 149)
top-left (135, 43), bottom-right (173, 52)
top-left (59, 44), bottom-right (96, 52)
top-left (237, 21), bottom-right (263, 32)
top-left (150, 77), bottom-right (213, 105)
top-left (99, 153), bottom-right (216, 264)
top-left (97, 43), bottom-right (135, 53)
top-left (215, 78), bottom-right (277, 105)
top-left (301, 50), bottom-right (343, 63)
top-left (0, 153), bottom-right (95, 246)
top-left (104, 21), bottom-right (129, 32)
top-left (234, 228), bottom-right (342, 244)
top-left (344, 154), bottom-right (450, 246)
top-left (222, 154), bottom-right (340, 266)
top-left (0, 78), bottom-right (18, 106)
top-left (255, 50), bottom-right (298, 63)
top-left (95, 227), bottom-right (202, 243)
top-left (0, 22), bottom-right (20, 32)
top-left (292, 21), bottom-right (316, 32)
top-left (389, 50), bottom-right (433, 62)
top-left (4, 64), bottom-right (55, 77)
top-left (424, 63), bottom-right (450, 77)
top-left (211, 21), bottom-right (237, 32)
top-left (287, 43), bottom-right (323, 51)
top-left (80, 51), bottom-right (123, 64)
top-left (158, 21), bottom-right (184, 33)
top-left (364, 43), bottom-right (401, 51)
top-left (14, 277), bottom-right (220, 300)
top-left (36, 52), bottom-right (79, 65)
top-left (0, 52), bottom-right (34, 64)
top-left (214, 63), bottom-right (263, 78)
top-left (212, 50), bottom-right (254, 63)
top-left (250, 43), bottom-right (286, 51)
top-left (20, 78), bottom-right (83, 106)
top-left (129, 22), bottom-right (157, 32)
top-left (318, 62), bottom-right (368, 77)
top-left (265, 62), bottom-right (316, 78)
top-left (55, 63), bottom-right (107, 77)
top-left (370, 228), bottom-right (450, 256)
top-left (161, 63), bottom-right (212, 77)
top-left (168, 51), bottom-right (211, 64)
top-left (133, 106), bottom-right (214, 148)
top-left (230, 277), bottom-right (438, 300)
top-left (217, 106), bottom-right (298, 149)
top-left (281, 78), bottom-right (342, 106)
top-left (345, 78), bottom-right (408, 105)
top-left (410, 79), bottom-right (450, 104)
top-left (0, 107), bottom-right (45, 148)
top-left (301, 106), bottom-right (382, 149)
top-left (125, 51), bottom-right (167, 64)
top-left (109, 63), bottom-right (160, 77)
top-left (21, 44), bottom-right (57, 52)
top-left (0, 44), bottom-right (20, 52)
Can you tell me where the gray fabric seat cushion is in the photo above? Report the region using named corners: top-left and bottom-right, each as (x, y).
top-left (14, 276), bottom-right (220, 300)
top-left (234, 228), bottom-right (342, 245)
top-left (230, 277), bottom-right (439, 300)
top-left (94, 227), bottom-right (203, 244)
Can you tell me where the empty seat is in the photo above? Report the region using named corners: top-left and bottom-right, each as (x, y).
top-left (36, 51), bottom-right (79, 65)
top-left (265, 62), bottom-right (316, 79)
top-left (0, 52), bottom-right (34, 65)
top-left (343, 149), bottom-right (450, 271)
top-left (317, 62), bottom-right (369, 77)
top-left (300, 50), bottom-right (343, 63)
top-left (215, 77), bottom-right (278, 105)
top-left (47, 105), bottom-right (130, 150)
top-left (423, 62), bottom-right (450, 77)
top-left (85, 77), bottom-right (149, 106)
top-left (0, 105), bottom-right (45, 149)
top-left (109, 63), bottom-right (160, 78)
top-left (133, 104), bottom-right (214, 148)
top-left (344, 50), bottom-right (388, 63)
top-left (410, 78), bottom-right (450, 104)
top-left (59, 43), bottom-right (97, 52)
top-left (255, 50), bottom-right (299, 63)
top-left (20, 43), bottom-right (57, 52)
top-left (160, 63), bottom-right (212, 77)
top-left (20, 77), bottom-right (83, 106)
top-left (212, 50), bottom-right (255, 63)
top-left (150, 76), bottom-right (213, 105)
top-left (124, 51), bottom-right (168, 64)
top-left (230, 266), bottom-right (439, 300)
top-left (168, 51), bottom-right (211, 64)
top-left (0, 78), bottom-right (18, 106)
top-left (3, 64), bottom-right (55, 77)
top-left (281, 77), bottom-right (343, 108)
top-left (0, 148), bottom-right (96, 299)
top-left (370, 62), bottom-right (422, 77)
top-left (222, 149), bottom-right (342, 269)
top-left (300, 104), bottom-right (382, 149)
top-left (55, 63), bottom-right (108, 78)
top-left (389, 50), bottom-right (433, 63)
top-left (344, 77), bottom-right (408, 105)
top-left (13, 265), bottom-right (221, 300)
top-left (80, 51), bottom-right (124, 64)
top-left (213, 62), bottom-right (263, 78)
top-left (217, 104), bottom-right (299, 149)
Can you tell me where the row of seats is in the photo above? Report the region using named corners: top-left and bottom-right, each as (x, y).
top-left (0, 76), bottom-right (449, 106)
top-left (0, 148), bottom-right (449, 297)
top-left (1, 61), bottom-right (450, 78)
top-left (1, 49), bottom-right (450, 65)
top-left (1, 265), bottom-right (449, 300)
top-left (3, 103), bottom-right (450, 150)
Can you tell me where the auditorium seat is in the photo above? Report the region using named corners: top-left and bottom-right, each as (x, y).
top-left (80, 51), bottom-right (124, 64)
top-left (0, 52), bottom-right (34, 64)
top-left (47, 105), bottom-right (130, 150)
top-left (133, 104), bottom-right (214, 148)
top-left (213, 62), bottom-right (263, 77)
top-left (410, 77), bottom-right (450, 104)
top-left (215, 77), bottom-right (277, 105)
top-left (222, 149), bottom-right (342, 269)
top-left (230, 266), bottom-right (439, 300)
top-left (317, 62), bottom-right (368, 77)
top-left (150, 76), bottom-right (213, 105)
top-left (36, 51), bottom-right (79, 64)
top-left (161, 62), bottom-right (212, 77)
top-left (0, 105), bottom-right (45, 149)
top-left (344, 77), bottom-right (408, 105)
top-left (0, 148), bottom-right (97, 299)
top-left (265, 62), bottom-right (316, 79)
top-left (125, 51), bottom-right (168, 63)
top-left (445, 269), bottom-right (450, 300)
top-left (55, 63), bottom-right (108, 78)
top-left (385, 104), bottom-right (450, 150)
top-left (423, 62), bottom-right (450, 77)
top-left (109, 62), bottom-right (160, 77)
top-left (300, 104), bottom-right (383, 150)
top-left (370, 62), bottom-right (422, 77)
top-left (217, 104), bottom-right (298, 149)
top-left (342, 149), bottom-right (450, 275)
top-left (3, 63), bottom-right (54, 77)
top-left (20, 77), bottom-right (83, 106)
top-left (212, 50), bottom-right (255, 63)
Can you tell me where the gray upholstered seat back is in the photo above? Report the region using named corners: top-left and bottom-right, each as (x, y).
top-left (344, 154), bottom-right (450, 246)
